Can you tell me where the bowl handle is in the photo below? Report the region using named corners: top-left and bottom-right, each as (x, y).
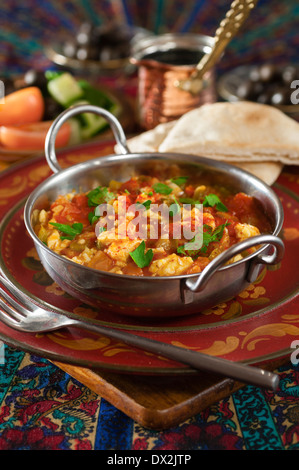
top-left (181, 234), bottom-right (285, 304)
top-left (44, 104), bottom-right (130, 173)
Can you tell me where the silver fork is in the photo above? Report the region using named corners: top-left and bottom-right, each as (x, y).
top-left (0, 273), bottom-right (280, 390)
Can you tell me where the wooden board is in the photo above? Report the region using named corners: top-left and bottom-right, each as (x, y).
top-left (53, 357), bottom-right (287, 430)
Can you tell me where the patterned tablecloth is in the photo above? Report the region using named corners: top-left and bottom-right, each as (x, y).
top-left (0, 346), bottom-right (298, 450)
top-left (0, 0), bottom-right (299, 452)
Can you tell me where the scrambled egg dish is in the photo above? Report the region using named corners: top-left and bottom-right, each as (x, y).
top-left (33, 174), bottom-right (271, 277)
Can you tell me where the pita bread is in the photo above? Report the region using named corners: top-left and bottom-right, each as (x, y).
top-left (123, 106), bottom-right (284, 185)
top-left (223, 160), bottom-right (283, 185)
top-left (127, 120), bottom-right (176, 152)
top-left (158, 101), bottom-right (299, 165)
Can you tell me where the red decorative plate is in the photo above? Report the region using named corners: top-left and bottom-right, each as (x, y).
top-left (0, 141), bottom-right (298, 374)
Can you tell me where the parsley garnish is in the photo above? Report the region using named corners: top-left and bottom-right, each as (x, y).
top-left (169, 196), bottom-right (181, 217)
top-left (153, 183), bottom-right (173, 195)
top-left (171, 176), bottom-right (189, 186)
top-left (177, 222), bottom-right (229, 258)
top-left (129, 241), bottom-right (153, 268)
top-left (201, 222), bottom-right (229, 253)
top-left (87, 186), bottom-right (115, 207)
top-left (136, 200), bottom-right (152, 210)
top-left (49, 222), bottom-right (83, 240)
top-left (88, 202), bottom-right (107, 225)
top-left (88, 211), bottom-right (100, 225)
top-left (179, 197), bottom-right (200, 205)
top-left (203, 194), bottom-right (228, 212)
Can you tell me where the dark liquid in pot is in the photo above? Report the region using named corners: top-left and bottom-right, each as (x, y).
top-left (142, 48), bottom-right (204, 66)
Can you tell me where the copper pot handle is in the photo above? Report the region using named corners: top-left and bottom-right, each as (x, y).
top-left (181, 234), bottom-right (284, 303)
top-left (45, 104), bottom-right (130, 173)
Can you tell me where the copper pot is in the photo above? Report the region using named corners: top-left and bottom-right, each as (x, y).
top-left (130, 33), bottom-right (216, 130)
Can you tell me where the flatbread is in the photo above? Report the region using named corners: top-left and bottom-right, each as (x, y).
top-left (223, 160), bottom-right (283, 185)
top-left (158, 101), bottom-right (299, 165)
top-left (123, 105), bottom-right (284, 185)
top-left (126, 120), bottom-right (176, 152)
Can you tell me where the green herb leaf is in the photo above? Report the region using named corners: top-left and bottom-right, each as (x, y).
top-left (88, 211), bottom-right (100, 225)
top-left (49, 222), bottom-right (83, 240)
top-left (203, 194), bottom-right (228, 212)
top-left (87, 186), bottom-right (115, 207)
top-left (153, 183), bottom-right (173, 195)
top-left (136, 200), bottom-right (152, 210)
top-left (177, 222), bottom-right (230, 258)
top-left (129, 241), bottom-right (153, 268)
top-left (169, 196), bottom-right (181, 217)
top-left (179, 197), bottom-right (200, 205)
top-left (177, 229), bottom-right (204, 257)
top-left (171, 176), bottom-right (189, 186)
top-left (201, 222), bottom-right (228, 253)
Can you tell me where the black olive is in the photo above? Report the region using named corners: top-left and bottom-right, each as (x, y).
top-left (99, 47), bottom-right (121, 61)
top-left (76, 22), bottom-right (94, 46)
top-left (256, 91), bottom-right (273, 104)
top-left (43, 96), bottom-right (64, 120)
top-left (3, 77), bottom-right (15, 95)
top-left (271, 89), bottom-right (291, 106)
top-left (65, 22), bottom-right (132, 62)
top-left (23, 69), bottom-right (48, 90)
top-left (236, 81), bottom-right (256, 99)
top-left (117, 43), bottom-right (131, 58)
top-left (252, 81), bottom-right (264, 97)
top-left (87, 45), bottom-right (100, 60)
top-left (282, 66), bottom-right (297, 85)
top-left (76, 46), bottom-right (89, 61)
top-left (258, 64), bottom-right (278, 82)
top-left (99, 47), bottom-right (113, 62)
top-left (62, 41), bottom-right (77, 58)
top-left (249, 67), bottom-right (261, 82)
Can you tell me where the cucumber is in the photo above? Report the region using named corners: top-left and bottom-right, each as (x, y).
top-left (47, 73), bottom-right (84, 106)
top-left (45, 71), bottom-right (121, 140)
top-left (80, 118), bottom-right (107, 139)
top-left (80, 102), bottom-right (121, 139)
top-left (77, 79), bottom-right (113, 108)
top-left (68, 100), bottom-right (107, 139)
top-left (67, 118), bottom-right (82, 145)
top-left (44, 70), bottom-right (63, 81)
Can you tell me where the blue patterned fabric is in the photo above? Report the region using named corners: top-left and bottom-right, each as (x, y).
top-left (0, 0), bottom-right (298, 75)
top-left (0, 344), bottom-right (298, 450)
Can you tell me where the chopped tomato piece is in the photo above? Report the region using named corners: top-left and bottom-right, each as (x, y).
top-left (0, 87), bottom-right (44, 126)
top-left (120, 178), bottom-right (141, 194)
top-left (0, 121), bottom-right (71, 150)
top-left (72, 194), bottom-right (88, 209)
top-left (225, 192), bottom-right (271, 232)
top-left (186, 257), bottom-right (210, 274)
top-left (185, 185), bottom-right (195, 197)
top-left (51, 196), bottom-right (91, 226)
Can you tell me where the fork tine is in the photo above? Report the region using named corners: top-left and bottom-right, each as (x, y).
top-left (0, 285), bottom-right (32, 316)
top-left (0, 309), bottom-right (21, 329)
top-left (0, 274), bottom-right (35, 311)
top-left (0, 297), bottom-right (25, 325)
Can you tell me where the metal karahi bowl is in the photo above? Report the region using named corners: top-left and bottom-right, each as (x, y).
top-left (24, 105), bottom-right (285, 319)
